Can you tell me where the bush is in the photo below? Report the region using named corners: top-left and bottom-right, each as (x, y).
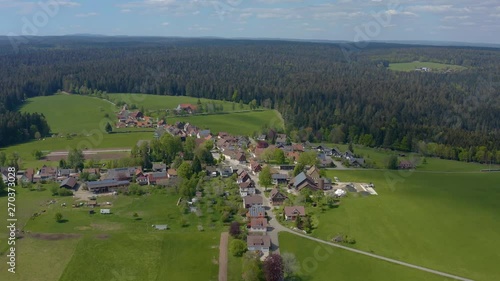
top-left (230, 239), bottom-right (247, 257)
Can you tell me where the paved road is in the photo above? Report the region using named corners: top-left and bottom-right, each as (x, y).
top-left (218, 232), bottom-right (229, 281)
top-left (242, 164), bottom-right (474, 281)
top-left (47, 149), bottom-right (132, 155)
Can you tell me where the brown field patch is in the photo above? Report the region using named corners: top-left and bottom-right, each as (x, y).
top-left (30, 233), bottom-right (81, 240)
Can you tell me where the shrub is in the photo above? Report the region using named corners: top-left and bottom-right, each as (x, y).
top-left (230, 239), bottom-right (247, 257)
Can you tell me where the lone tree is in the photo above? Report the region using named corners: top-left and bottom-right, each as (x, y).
top-left (229, 221), bottom-right (241, 238)
top-left (55, 212), bottom-right (63, 222)
top-left (282, 252), bottom-right (299, 278)
top-left (263, 253), bottom-right (284, 281)
top-left (229, 239), bottom-right (247, 257)
top-left (105, 122), bottom-right (113, 134)
top-left (259, 165), bottom-right (272, 191)
top-left (386, 155), bottom-right (398, 170)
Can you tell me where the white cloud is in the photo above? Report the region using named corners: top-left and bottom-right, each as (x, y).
top-left (75, 12), bottom-right (98, 18)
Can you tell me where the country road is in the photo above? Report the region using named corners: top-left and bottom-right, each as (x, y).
top-left (242, 164), bottom-right (475, 281)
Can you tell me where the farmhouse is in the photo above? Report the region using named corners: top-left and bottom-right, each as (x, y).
top-left (271, 173), bottom-right (289, 185)
top-left (399, 160), bottom-right (415, 169)
top-left (249, 218), bottom-right (268, 233)
top-left (247, 235), bottom-right (271, 254)
top-left (269, 188), bottom-right (287, 206)
top-left (60, 177), bottom-right (77, 189)
top-left (239, 181), bottom-right (256, 197)
top-left (152, 163), bottom-right (167, 172)
top-left (247, 205), bottom-right (266, 219)
top-left (86, 180), bottom-right (130, 193)
top-left (292, 172), bottom-right (319, 191)
top-left (176, 103), bottom-right (197, 114)
top-left (284, 206), bottom-right (306, 221)
top-left (249, 160), bottom-right (262, 174)
top-left (147, 172), bottom-right (168, 185)
top-left (243, 195), bottom-right (263, 209)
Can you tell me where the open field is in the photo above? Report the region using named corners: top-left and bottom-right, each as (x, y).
top-left (108, 93), bottom-right (250, 111)
top-left (20, 94), bottom-right (116, 134)
top-left (0, 132), bottom-right (151, 167)
top-left (388, 61), bottom-right (467, 72)
top-left (0, 185), bottom-right (224, 281)
top-left (311, 170), bottom-right (500, 281)
top-left (169, 110), bottom-right (284, 135)
top-left (279, 233), bottom-right (454, 281)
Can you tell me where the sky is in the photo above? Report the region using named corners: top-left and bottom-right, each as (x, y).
top-left (1, 0), bottom-right (500, 44)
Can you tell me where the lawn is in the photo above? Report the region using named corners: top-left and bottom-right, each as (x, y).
top-left (20, 94), bottom-right (117, 134)
top-left (169, 110), bottom-right (284, 135)
top-left (311, 170), bottom-right (500, 281)
top-left (388, 61), bottom-right (467, 72)
top-left (279, 233), bottom-right (454, 281)
top-left (0, 183), bottom-right (226, 281)
top-left (108, 93), bottom-right (250, 112)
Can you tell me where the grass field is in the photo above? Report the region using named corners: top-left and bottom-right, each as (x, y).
top-left (108, 93), bottom-right (250, 112)
top-left (388, 61), bottom-right (467, 72)
top-left (21, 94), bottom-right (116, 134)
top-left (279, 233), bottom-right (453, 281)
top-left (169, 110), bottom-right (284, 135)
top-left (309, 170), bottom-right (500, 281)
top-left (0, 186), bottom-right (224, 281)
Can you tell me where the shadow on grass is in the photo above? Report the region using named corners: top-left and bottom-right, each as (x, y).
top-left (57, 219), bottom-right (69, 223)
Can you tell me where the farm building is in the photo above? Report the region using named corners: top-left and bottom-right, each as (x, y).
top-left (86, 180), bottom-right (130, 193)
top-left (60, 177), bottom-right (77, 189)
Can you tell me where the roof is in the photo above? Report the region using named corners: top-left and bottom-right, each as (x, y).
top-left (272, 173), bottom-right (288, 180)
top-left (244, 195), bottom-right (263, 206)
top-left (293, 172), bottom-right (308, 187)
top-left (167, 169), bottom-right (177, 176)
top-left (284, 206), bottom-right (306, 217)
top-left (60, 177), bottom-right (77, 188)
top-left (86, 180), bottom-right (130, 189)
top-left (247, 235), bottom-right (271, 248)
top-left (239, 181), bottom-right (254, 189)
top-left (270, 188), bottom-right (287, 200)
top-left (250, 218), bottom-right (268, 229)
top-left (247, 205), bottom-right (265, 217)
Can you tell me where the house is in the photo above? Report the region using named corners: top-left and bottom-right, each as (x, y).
top-left (60, 177), bottom-right (77, 189)
top-left (105, 167), bottom-right (140, 181)
top-left (243, 195), bottom-right (263, 209)
top-left (271, 173), bottom-right (289, 185)
top-left (239, 181), bottom-right (256, 197)
top-left (292, 143), bottom-right (304, 152)
top-left (148, 172), bottom-right (169, 185)
top-left (332, 148), bottom-right (342, 158)
top-left (100, 209), bottom-right (111, 214)
top-left (167, 169), bottom-right (178, 178)
top-left (176, 104), bottom-right (197, 114)
top-left (152, 163), bottom-right (167, 172)
top-left (249, 161), bottom-right (262, 175)
top-left (269, 188), bottom-right (287, 206)
top-left (275, 134), bottom-right (287, 146)
top-left (129, 111), bottom-right (144, 119)
top-left (279, 165), bottom-right (295, 171)
top-left (247, 235), bottom-right (271, 253)
top-left (136, 175), bottom-right (148, 185)
top-left (292, 172), bottom-right (319, 191)
top-left (83, 168), bottom-right (100, 176)
top-left (218, 166), bottom-right (233, 178)
top-left (15, 169), bottom-right (34, 184)
top-left (235, 152), bottom-right (247, 163)
top-left (249, 218), bottom-right (268, 233)
top-left (197, 130), bottom-right (211, 139)
top-left (205, 166), bottom-right (219, 177)
top-left (237, 171), bottom-right (251, 183)
top-left (399, 160), bottom-right (415, 170)
top-left (349, 158), bottom-right (365, 168)
top-left (284, 206), bottom-right (306, 221)
top-left (1, 167), bottom-right (9, 183)
top-left (86, 180), bottom-right (130, 193)
top-left (247, 205), bottom-right (266, 219)
top-left (306, 166), bottom-right (321, 181)
top-left (256, 134), bottom-right (267, 141)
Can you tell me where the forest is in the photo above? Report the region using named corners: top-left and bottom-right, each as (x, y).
top-left (0, 36), bottom-right (499, 162)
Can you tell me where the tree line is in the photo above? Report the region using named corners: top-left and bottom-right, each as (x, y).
top-left (0, 37), bottom-right (498, 161)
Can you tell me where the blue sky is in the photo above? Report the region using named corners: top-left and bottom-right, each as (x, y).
top-left (1, 0), bottom-right (500, 43)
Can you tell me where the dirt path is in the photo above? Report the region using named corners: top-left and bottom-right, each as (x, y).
top-left (218, 232), bottom-right (229, 281)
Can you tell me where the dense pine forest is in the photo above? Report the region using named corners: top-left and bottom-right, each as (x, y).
top-left (0, 36), bottom-right (499, 162)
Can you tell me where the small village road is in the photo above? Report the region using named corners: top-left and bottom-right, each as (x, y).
top-left (218, 232), bottom-right (229, 281)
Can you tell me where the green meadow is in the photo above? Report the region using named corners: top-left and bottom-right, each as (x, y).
top-left (388, 61), bottom-right (467, 72)
top-left (279, 233), bottom-right (453, 281)
top-left (169, 110), bottom-right (284, 135)
top-left (0, 188), bottom-right (223, 281)
top-left (20, 94), bottom-right (116, 135)
top-left (308, 170), bottom-right (500, 281)
top-left (108, 93), bottom-right (250, 111)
